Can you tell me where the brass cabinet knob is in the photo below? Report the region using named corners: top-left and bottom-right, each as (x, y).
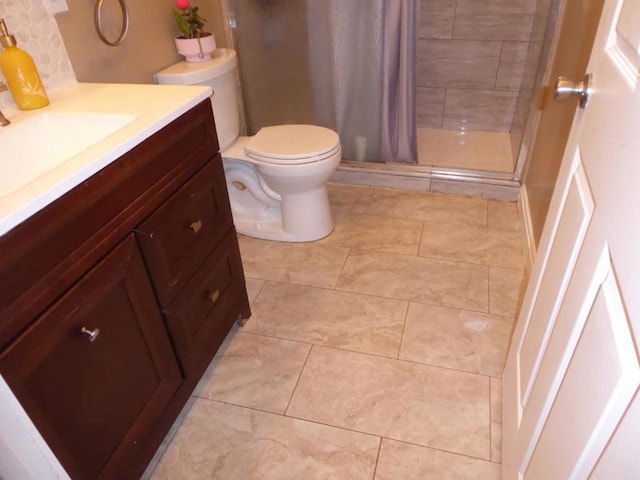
top-left (209, 290), bottom-right (220, 303)
top-left (189, 219), bottom-right (203, 234)
top-left (80, 326), bottom-right (100, 342)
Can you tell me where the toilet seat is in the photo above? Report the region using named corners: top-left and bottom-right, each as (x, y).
top-left (246, 125), bottom-right (341, 165)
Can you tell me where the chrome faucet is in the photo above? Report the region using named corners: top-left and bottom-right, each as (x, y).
top-left (0, 82), bottom-right (10, 126)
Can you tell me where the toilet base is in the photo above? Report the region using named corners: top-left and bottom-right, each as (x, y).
top-left (229, 187), bottom-right (335, 242)
top-left (234, 216), bottom-right (333, 242)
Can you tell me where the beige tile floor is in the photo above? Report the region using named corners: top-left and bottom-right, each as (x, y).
top-left (149, 184), bottom-right (528, 479)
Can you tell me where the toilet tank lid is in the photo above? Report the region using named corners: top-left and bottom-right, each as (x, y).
top-left (155, 48), bottom-right (237, 85)
top-left (247, 125), bottom-right (340, 160)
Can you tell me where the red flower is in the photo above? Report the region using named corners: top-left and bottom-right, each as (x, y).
top-left (176, 0), bottom-right (190, 9)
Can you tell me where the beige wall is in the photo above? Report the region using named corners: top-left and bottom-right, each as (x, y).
top-left (55, 0), bottom-right (227, 84)
top-left (0, 1), bottom-right (76, 111)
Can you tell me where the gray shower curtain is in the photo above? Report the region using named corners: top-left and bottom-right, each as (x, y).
top-left (308, 0), bottom-right (418, 164)
top-left (231, 0), bottom-right (417, 164)
top-left (381, 0), bottom-right (418, 164)
top-left (307, 0), bottom-right (385, 162)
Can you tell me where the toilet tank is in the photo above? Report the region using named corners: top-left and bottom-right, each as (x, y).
top-left (154, 48), bottom-right (240, 150)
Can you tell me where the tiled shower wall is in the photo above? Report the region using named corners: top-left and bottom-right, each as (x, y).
top-left (417, 0), bottom-right (542, 132)
top-left (0, 0), bottom-right (75, 111)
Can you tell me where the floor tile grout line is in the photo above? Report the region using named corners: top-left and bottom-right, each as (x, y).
top-left (335, 209), bottom-right (513, 236)
top-left (421, 215), bottom-right (523, 234)
top-left (204, 397), bottom-right (387, 444)
top-left (376, 436), bottom-right (497, 465)
top-left (415, 250), bottom-right (526, 272)
top-left (283, 409), bottom-right (494, 463)
top-left (365, 186), bottom-right (375, 206)
top-left (396, 301), bottom-right (411, 360)
top-left (340, 246), bottom-right (496, 269)
top-left (248, 274), bottom-right (507, 318)
top-left (361, 211), bottom-right (491, 229)
top-left (233, 328), bottom-right (502, 380)
top-left (489, 376), bottom-right (494, 462)
top-left (338, 192), bottom-right (520, 232)
top-left (191, 394), bottom-right (291, 418)
top-left (487, 264), bottom-right (492, 318)
top-left (357, 190), bottom-right (494, 224)
top-left (396, 353), bottom-right (506, 380)
top-left (344, 184), bottom-right (515, 209)
top-left (243, 238), bottom-right (517, 271)
top-left (247, 279), bottom-right (266, 306)
top-left (232, 329), bottom-right (314, 347)
top-left (327, 221), bottom-right (527, 267)
top-left (405, 297), bottom-right (511, 319)
top-left (283, 343), bottom-right (314, 416)
top-left (485, 196), bottom-right (490, 227)
top-left (417, 220), bottom-right (426, 258)
top-left (333, 246), bottom-right (353, 291)
top-left (248, 278), bottom-right (414, 307)
top-left (335, 284), bottom-right (493, 316)
top-left (306, 343), bottom-right (499, 381)
top-left (237, 329), bottom-right (401, 361)
top-left (371, 437), bottom-right (383, 480)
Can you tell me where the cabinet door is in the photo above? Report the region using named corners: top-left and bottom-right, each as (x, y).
top-left (0, 235), bottom-right (182, 480)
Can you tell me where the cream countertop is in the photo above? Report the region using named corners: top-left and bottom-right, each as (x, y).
top-left (0, 82), bottom-right (212, 236)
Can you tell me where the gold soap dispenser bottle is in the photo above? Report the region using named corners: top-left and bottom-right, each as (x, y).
top-left (0, 18), bottom-right (49, 110)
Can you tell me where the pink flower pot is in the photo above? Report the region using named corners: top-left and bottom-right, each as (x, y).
top-left (174, 34), bottom-right (216, 62)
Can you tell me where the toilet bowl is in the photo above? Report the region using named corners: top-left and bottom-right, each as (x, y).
top-left (155, 49), bottom-right (341, 242)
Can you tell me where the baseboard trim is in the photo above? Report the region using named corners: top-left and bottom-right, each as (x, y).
top-left (518, 184), bottom-right (537, 269)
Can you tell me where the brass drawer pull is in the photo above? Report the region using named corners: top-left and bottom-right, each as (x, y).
top-left (209, 290), bottom-right (220, 303)
top-left (189, 219), bottom-right (203, 234)
top-left (80, 326), bottom-right (100, 342)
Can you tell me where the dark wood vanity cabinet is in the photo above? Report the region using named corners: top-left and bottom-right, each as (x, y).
top-left (0, 100), bottom-right (250, 479)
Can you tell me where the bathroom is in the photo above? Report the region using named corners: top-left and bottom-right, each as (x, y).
top-left (2, 0), bottom-right (638, 478)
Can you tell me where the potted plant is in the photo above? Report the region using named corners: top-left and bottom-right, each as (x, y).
top-left (173, 0), bottom-right (216, 62)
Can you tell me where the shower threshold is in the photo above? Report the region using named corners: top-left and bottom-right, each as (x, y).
top-left (330, 161), bottom-right (520, 202)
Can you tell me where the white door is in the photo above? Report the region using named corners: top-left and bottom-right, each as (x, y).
top-left (502, 0), bottom-right (640, 478)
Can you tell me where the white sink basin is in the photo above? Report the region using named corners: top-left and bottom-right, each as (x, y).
top-left (0, 82), bottom-right (212, 237)
top-left (0, 112), bottom-right (135, 196)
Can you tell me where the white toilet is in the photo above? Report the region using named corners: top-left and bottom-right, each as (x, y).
top-left (155, 49), bottom-right (341, 242)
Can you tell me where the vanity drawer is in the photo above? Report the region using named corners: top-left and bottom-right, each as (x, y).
top-left (136, 157), bottom-right (233, 306)
top-left (163, 230), bottom-right (246, 374)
